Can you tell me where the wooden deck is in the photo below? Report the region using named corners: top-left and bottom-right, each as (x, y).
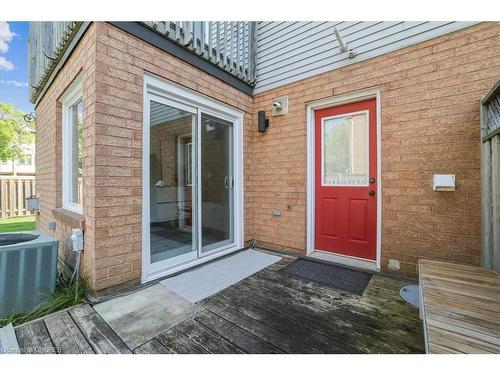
top-left (419, 259), bottom-right (500, 354)
top-left (14, 256), bottom-right (424, 354)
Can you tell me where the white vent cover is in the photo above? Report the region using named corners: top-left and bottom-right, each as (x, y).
top-left (433, 174), bottom-right (455, 191)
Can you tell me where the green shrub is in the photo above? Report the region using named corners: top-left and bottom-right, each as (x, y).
top-left (0, 275), bottom-right (88, 328)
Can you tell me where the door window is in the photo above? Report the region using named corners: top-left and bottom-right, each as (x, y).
top-left (322, 111), bottom-right (368, 186)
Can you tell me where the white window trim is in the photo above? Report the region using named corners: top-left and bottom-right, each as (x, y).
top-left (321, 110), bottom-right (370, 187)
top-left (61, 75), bottom-right (83, 214)
top-left (142, 73), bottom-right (244, 283)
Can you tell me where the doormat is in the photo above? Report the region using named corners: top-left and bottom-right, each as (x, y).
top-left (280, 258), bottom-right (372, 295)
top-left (160, 250), bottom-right (281, 303)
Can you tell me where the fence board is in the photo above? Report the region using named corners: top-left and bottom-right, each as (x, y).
top-left (481, 83), bottom-right (500, 274)
top-left (491, 135), bottom-right (500, 273)
top-left (0, 177), bottom-right (37, 218)
top-left (1, 181), bottom-right (7, 218)
top-left (481, 122), bottom-right (492, 269)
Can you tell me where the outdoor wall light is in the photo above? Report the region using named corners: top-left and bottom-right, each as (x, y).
top-left (258, 111), bottom-right (269, 133)
top-left (271, 96), bottom-right (289, 116)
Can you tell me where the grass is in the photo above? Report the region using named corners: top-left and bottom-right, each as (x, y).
top-left (0, 274), bottom-right (88, 328)
top-left (0, 215), bottom-right (36, 233)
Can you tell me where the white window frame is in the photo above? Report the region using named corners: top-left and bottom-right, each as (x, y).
top-left (142, 73), bottom-right (244, 283)
top-left (321, 110), bottom-right (370, 187)
top-left (61, 75), bottom-right (83, 214)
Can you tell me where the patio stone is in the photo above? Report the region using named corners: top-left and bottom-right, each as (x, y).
top-left (93, 284), bottom-right (203, 350)
top-left (0, 323), bottom-right (20, 354)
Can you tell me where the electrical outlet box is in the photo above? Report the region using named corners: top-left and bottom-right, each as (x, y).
top-left (433, 174), bottom-right (456, 192)
top-left (273, 209), bottom-right (282, 217)
top-left (71, 228), bottom-right (84, 252)
top-left (25, 196), bottom-right (39, 211)
top-left (388, 259), bottom-right (400, 271)
top-left (272, 96), bottom-right (288, 116)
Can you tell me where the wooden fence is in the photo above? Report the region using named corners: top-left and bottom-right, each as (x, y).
top-left (0, 176), bottom-right (37, 218)
top-left (481, 81), bottom-right (500, 274)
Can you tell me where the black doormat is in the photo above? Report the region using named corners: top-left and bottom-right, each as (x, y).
top-left (280, 258), bottom-right (372, 295)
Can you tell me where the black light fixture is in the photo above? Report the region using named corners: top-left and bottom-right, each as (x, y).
top-left (258, 111), bottom-right (269, 133)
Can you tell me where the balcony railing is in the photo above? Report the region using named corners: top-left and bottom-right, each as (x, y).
top-left (143, 21), bottom-right (257, 85)
top-left (28, 22), bottom-right (81, 103)
top-left (28, 22), bottom-right (257, 103)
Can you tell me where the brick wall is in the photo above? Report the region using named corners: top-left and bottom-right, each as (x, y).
top-left (36, 21), bottom-right (499, 294)
top-left (36, 22), bottom-right (254, 295)
top-left (150, 116), bottom-right (192, 188)
top-left (252, 22), bottom-right (500, 276)
top-left (35, 24), bottom-right (97, 281)
top-left (90, 23), bottom-right (254, 293)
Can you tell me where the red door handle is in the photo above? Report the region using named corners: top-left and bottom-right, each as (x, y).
top-left (369, 190), bottom-right (376, 196)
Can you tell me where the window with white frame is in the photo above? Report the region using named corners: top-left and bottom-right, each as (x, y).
top-left (61, 76), bottom-right (83, 213)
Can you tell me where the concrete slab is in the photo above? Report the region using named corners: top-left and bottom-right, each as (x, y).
top-left (160, 249), bottom-right (282, 303)
top-left (0, 323), bottom-right (20, 354)
top-left (94, 284), bottom-right (203, 350)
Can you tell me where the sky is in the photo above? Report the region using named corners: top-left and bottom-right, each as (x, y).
top-left (0, 21), bottom-right (33, 114)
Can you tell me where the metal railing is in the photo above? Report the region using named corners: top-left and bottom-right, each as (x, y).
top-left (28, 21), bottom-right (81, 102)
top-left (144, 21), bottom-right (257, 85)
top-left (29, 21), bottom-right (256, 103)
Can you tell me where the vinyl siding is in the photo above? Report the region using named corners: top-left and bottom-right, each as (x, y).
top-left (254, 21), bottom-right (479, 93)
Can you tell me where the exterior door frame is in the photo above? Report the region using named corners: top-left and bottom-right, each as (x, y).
top-left (306, 87), bottom-right (382, 271)
top-left (142, 73), bottom-right (244, 283)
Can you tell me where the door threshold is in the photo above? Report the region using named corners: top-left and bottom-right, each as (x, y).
top-left (142, 245), bottom-right (245, 283)
top-left (308, 250), bottom-right (379, 272)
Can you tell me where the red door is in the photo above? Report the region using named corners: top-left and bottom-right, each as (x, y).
top-left (315, 99), bottom-right (377, 260)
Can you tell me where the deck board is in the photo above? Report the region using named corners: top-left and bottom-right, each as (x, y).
top-left (237, 263), bottom-right (424, 353)
top-left (44, 311), bottom-right (94, 354)
top-left (156, 325), bottom-right (211, 354)
top-left (204, 293), bottom-right (347, 353)
top-left (14, 253), bottom-right (425, 354)
top-left (193, 309), bottom-right (284, 353)
top-left (15, 319), bottom-right (56, 354)
top-left (134, 339), bottom-right (174, 354)
top-left (419, 259), bottom-right (500, 354)
top-left (158, 317), bottom-right (244, 354)
top-left (69, 304), bottom-right (131, 354)
top-left (200, 298), bottom-right (321, 353)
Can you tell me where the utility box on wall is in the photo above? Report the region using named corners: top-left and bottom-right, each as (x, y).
top-left (433, 174), bottom-right (456, 192)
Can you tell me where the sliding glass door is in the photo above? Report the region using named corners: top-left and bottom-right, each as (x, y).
top-left (144, 86), bottom-right (241, 281)
top-left (148, 100), bottom-right (197, 266)
top-left (200, 113), bottom-right (234, 254)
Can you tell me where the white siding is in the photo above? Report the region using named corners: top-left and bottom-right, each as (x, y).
top-left (254, 21), bottom-right (479, 93)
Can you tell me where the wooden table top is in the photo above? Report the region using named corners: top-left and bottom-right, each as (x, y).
top-left (418, 259), bottom-right (500, 354)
